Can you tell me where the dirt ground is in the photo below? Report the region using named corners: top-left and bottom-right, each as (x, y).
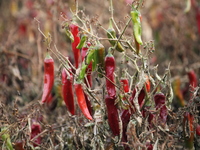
top-left (0, 0), bottom-right (200, 149)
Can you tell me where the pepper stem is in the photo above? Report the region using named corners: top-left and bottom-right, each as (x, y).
top-left (45, 51), bottom-right (52, 59)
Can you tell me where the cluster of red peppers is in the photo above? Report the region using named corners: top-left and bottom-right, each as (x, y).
top-left (38, 4), bottom-right (200, 149)
top-left (40, 21), bottom-right (94, 121)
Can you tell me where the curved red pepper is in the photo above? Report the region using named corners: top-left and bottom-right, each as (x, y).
top-left (69, 24), bottom-right (80, 68)
top-left (62, 68), bottom-right (75, 115)
top-left (74, 83), bottom-right (93, 120)
top-left (41, 53), bottom-right (54, 104)
top-left (105, 50), bottom-right (116, 99)
top-left (105, 95), bottom-right (120, 136)
top-left (154, 93), bottom-right (168, 125)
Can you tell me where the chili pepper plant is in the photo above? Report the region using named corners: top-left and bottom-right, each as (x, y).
top-left (1, 0), bottom-right (200, 150)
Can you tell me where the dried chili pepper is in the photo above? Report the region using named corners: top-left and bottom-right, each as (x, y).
top-left (183, 112), bottom-right (194, 149)
top-left (196, 124), bottom-right (200, 136)
top-left (74, 82), bottom-right (93, 120)
top-left (130, 9), bottom-right (143, 54)
top-left (41, 53), bottom-right (54, 104)
top-left (130, 87), bottom-right (145, 109)
top-left (107, 19), bottom-right (125, 52)
top-left (105, 48), bottom-right (116, 99)
top-left (69, 23), bottom-right (80, 68)
top-left (121, 109), bottom-right (131, 147)
top-left (30, 122), bottom-right (41, 147)
top-left (62, 67), bottom-right (75, 115)
top-left (105, 95), bottom-right (120, 136)
top-left (154, 93), bottom-right (168, 125)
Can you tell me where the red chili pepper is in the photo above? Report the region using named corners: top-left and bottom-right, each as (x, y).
top-left (81, 42), bottom-right (93, 115)
top-left (183, 112), bottom-right (194, 149)
top-left (145, 75), bottom-right (151, 92)
top-left (30, 122), bottom-right (41, 147)
top-left (74, 83), bottom-right (93, 120)
top-left (105, 95), bottom-right (120, 136)
top-left (41, 53), bottom-right (54, 104)
top-left (196, 124), bottom-right (200, 136)
top-left (120, 78), bottom-right (129, 93)
top-left (84, 93), bottom-right (93, 116)
top-left (69, 23), bottom-right (81, 68)
top-left (105, 49), bottom-right (116, 99)
top-left (187, 70), bottom-right (198, 89)
top-left (121, 109), bottom-right (131, 148)
top-left (154, 93), bottom-right (168, 125)
top-left (62, 68), bottom-right (75, 115)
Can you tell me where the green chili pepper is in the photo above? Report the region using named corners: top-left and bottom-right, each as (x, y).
top-left (107, 19), bottom-right (125, 52)
top-left (92, 47), bottom-right (98, 71)
top-left (65, 28), bottom-right (74, 42)
top-left (95, 41), bottom-right (105, 77)
top-left (78, 47), bottom-right (95, 80)
top-left (130, 9), bottom-right (143, 49)
top-left (85, 48), bottom-right (95, 65)
top-left (76, 34), bottom-right (87, 49)
top-left (1, 127), bottom-right (14, 150)
top-left (79, 62), bottom-right (88, 80)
